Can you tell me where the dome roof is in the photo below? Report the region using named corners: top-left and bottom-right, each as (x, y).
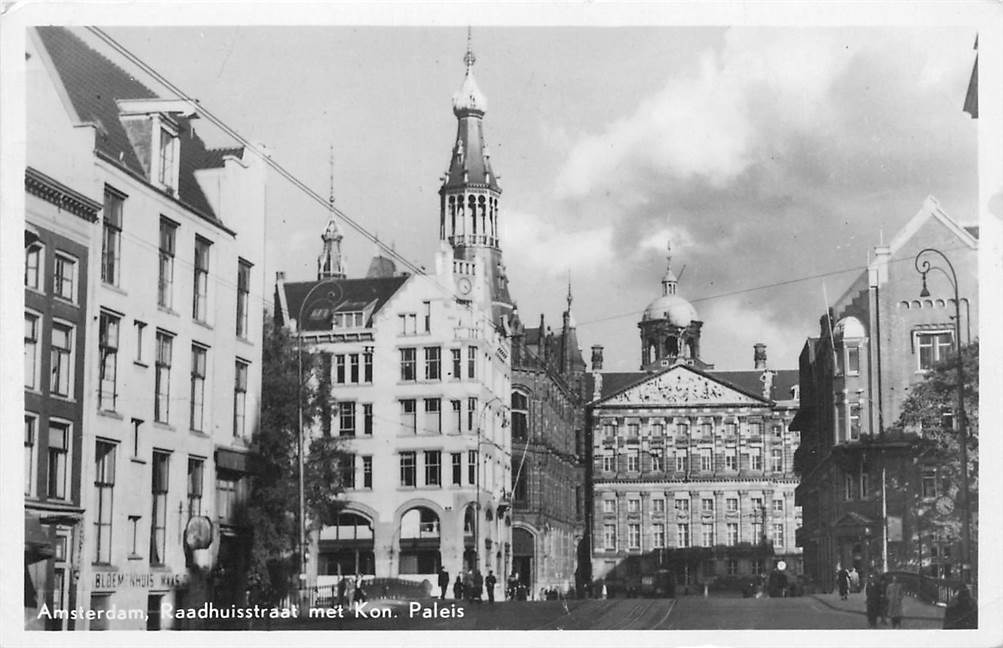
top-left (834, 316), bottom-right (866, 339)
top-left (452, 70), bottom-right (487, 116)
top-left (642, 293), bottom-right (698, 326)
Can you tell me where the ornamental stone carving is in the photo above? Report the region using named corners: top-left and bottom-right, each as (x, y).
top-left (607, 367), bottom-right (761, 406)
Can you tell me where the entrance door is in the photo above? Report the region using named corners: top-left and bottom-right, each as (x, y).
top-left (147, 594), bottom-right (162, 630)
top-left (512, 528), bottom-right (535, 597)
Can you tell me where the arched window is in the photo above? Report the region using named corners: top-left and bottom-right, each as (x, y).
top-left (463, 504), bottom-right (477, 569)
top-left (665, 336), bottom-right (678, 356)
top-left (399, 507), bottom-right (441, 574)
top-left (318, 511), bottom-right (375, 575)
top-left (511, 390), bottom-right (529, 441)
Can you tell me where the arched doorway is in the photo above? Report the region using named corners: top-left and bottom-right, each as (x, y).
top-left (318, 511), bottom-right (375, 576)
top-left (512, 527), bottom-right (534, 595)
top-left (463, 505), bottom-right (477, 570)
top-left (399, 507), bottom-right (441, 576)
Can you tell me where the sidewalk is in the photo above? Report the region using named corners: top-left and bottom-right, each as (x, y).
top-left (811, 591), bottom-right (944, 623)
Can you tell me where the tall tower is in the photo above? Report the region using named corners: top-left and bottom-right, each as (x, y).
top-left (439, 29), bottom-right (513, 325)
top-left (638, 242), bottom-right (708, 371)
top-left (317, 145), bottom-right (346, 280)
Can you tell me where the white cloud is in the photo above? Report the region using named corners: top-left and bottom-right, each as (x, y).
top-left (698, 298), bottom-right (804, 370)
top-left (500, 208), bottom-right (614, 279)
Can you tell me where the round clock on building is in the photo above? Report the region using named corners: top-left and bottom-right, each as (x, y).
top-left (457, 277), bottom-right (473, 296)
top-left (935, 495), bottom-right (956, 516)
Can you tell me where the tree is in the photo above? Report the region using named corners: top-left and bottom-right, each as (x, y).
top-left (239, 317), bottom-right (349, 605)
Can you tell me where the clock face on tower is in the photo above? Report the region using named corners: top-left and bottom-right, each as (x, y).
top-left (457, 277), bottom-right (472, 296)
top-left (935, 495), bottom-right (955, 516)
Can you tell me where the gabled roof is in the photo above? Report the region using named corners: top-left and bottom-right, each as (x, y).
top-left (587, 365), bottom-right (798, 405)
top-left (35, 27), bottom-right (237, 226)
top-left (591, 363), bottom-right (775, 408)
top-left (887, 195), bottom-right (978, 255)
top-left (280, 276), bottom-right (409, 331)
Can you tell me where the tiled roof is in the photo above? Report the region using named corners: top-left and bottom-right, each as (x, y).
top-left (280, 276), bottom-right (409, 331)
top-left (585, 367), bottom-right (799, 403)
top-left (35, 27), bottom-right (236, 225)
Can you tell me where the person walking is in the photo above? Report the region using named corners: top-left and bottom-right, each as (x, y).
top-left (485, 570), bottom-right (497, 604)
top-left (472, 569), bottom-right (484, 603)
top-left (943, 585), bottom-right (978, 629)
top-left (438, 567), bottom-right (450, 601)
top-left (464, 570), bottom-right (475, 604)
top-left (453, 573), bottom-right (464, 601)
top-left (885, 575), bottom-right (904, 629)
top-left (836, 566), bottom-right (850, 600)
top-left (354, 574), bottom-right (367, 604)
top-left (337, 576), bottom-right (347, 607)
top-left (865, 574), bottom-right (883, 628)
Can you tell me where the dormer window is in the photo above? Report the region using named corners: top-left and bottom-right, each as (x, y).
top-left (155, 123), bottom-right (180, 195)
top-left (333, 311), bottom-right (365, 329)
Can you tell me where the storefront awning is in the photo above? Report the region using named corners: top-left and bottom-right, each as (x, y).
top-left (215, 447), bottom-right (259, 474)
top-left (24, 511), bottom-right (55, 564)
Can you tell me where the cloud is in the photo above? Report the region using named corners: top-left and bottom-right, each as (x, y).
top-left (500, 208), bottom-right (615, 280)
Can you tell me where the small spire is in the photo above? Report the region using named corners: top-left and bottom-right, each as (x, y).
top-left (328, 144), bottom-right (336, 207)
top-left (662, 239), bottom-right (678, 296)
top-left (464, 26), bottom-right (476, 71)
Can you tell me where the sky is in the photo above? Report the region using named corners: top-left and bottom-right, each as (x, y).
top-left (90, 24), bottom-right (978, 371)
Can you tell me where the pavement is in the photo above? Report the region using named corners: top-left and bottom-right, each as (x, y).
top-left (810, 590), bottom-right (944, 624)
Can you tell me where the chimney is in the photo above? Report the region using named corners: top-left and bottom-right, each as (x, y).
top-left (591, 345), bottom-right (604, 372)
top-left (754, 343), bottom-right (767, 370)
top-left (275, 271), bottom-right (286, 282)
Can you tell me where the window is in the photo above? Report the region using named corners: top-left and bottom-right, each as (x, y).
top-left (627, 451), bottom-right (640, 472)
top-left (626, 422), bottom-right (639, 439)
top-left (363, 403), bottom-right (373, 435)
top-left (603, 524), bottom-right (616, 551)
top-left (771, 448), bottom-right (783, 472)
top-left (860, 471), bottom-right (869, 498)
top-left (400, 451), bottom-right (416, 487)
top-left (451, 453), bottom-right (462, 485)
top-left (653, 523), bottom-right (665, 548)
top-left (772, 524), bottom-right (784, 548)
top-left (603, 422), bottom-right (615, 441)
top-left (752, 521), bottom-right (764, 543)
top-left (700, 449), bottom-right (712, 472)
top-left (726, 498), bottom-right (738, 513)
top-left (236, 260), bottom-right (251, 337)
top-left (675, 499), bottom-right (689, 514)
top-left (675, 453), bottom-right (686, 473)
top-left (193, 236), bottom-right (211, 321)
top-left (467, 449), bottom-right (476, 485)
top-left (724, 422), bottom-right (737, 437)
top-left (190, 345), bottom-right (207, 432)
top-left (701, 422), bottom-right (713, 437)
top-left (848, 402), bottom-right (862, 440)
top-left (335, 354), bottom-right (346, 384)
top-left (602, 455), bottom-right (614, 472)
top-left (846, 346), bottom-right (860, 374)
top-left (676, 422), bottom-right (689, 436)
top-left (25, 241), bottom-right (42, 289)
top-left (467, 346), bottom-right (477, 379)
top-left (423, 301), bottom-right (431, 332)
top-left (187, 457), bottom-right (204, 517)
top-left (603, 499), bottom-right (616, 514)
top-left (917, 331), bottom-right (953, 371)
top-left (844, 473), bottom-right (855, 500)
top-left (346, 353), bottom-right (358, 384)
top-left (131, 418), bottom-right (142, 458)
top-left (340, 454), bottom-right (355, 489)
top-left (155, 332), bottom-right (173, 423)
top-left (400, 348), bottom-right (416, 381)
top-left (216, 472), bottom-right (239, 524)
top-left (627, 498), bottom-right (640, 513)
top-left (400, 399), bottom-right (416, 434)
top-left (424, 347), bottom-right (441, 380)
top-left (158, 128), bottom-right (177, 191)
top-left (511, 391), bottom-right (528, 441)
top-left (467, 397), bottom-right (478, 432)
top-left (128, 516), bottom-right (141, 558)
top-left (423, 398), bottom-right (441, 434)
top-left (158, 218), bottom-right (176, 308)
top-left (102, 188), bottom-right (123, 286)
top-left (628, 523), bottom-right (641, 549)
top-left (725, 450), bottom-right (737, 471)
top-left (727, 559), bottom-right (738, 576)
top-left (363, 456), bottom-right (373, 488)
top-left (651, 422), bottom-right (664, 437)
top-left (773, 424), bottom-right (782, 438)
top-left (234, 361), bottom-right (248, 437)
top-left (50, 323), bottom-right (73, 397)
top-left (752, 559), bottom-right (764, 575)
top-left (702, 524), bottom-right (715, 547)
top-left (25, 415), bottom-right (37, 496)
top-left (727, 522), bottom-right (739, 546)
top-left (451, 349), bottom-right (461, 379)
top-left (921, 473), bottom-right (937, 498)
top-left (150, 451), bottom-right (170, 564)
top-left (676, 523), bottom-right (690, 548)
top-left (425, 450), bottom-right (441, 486)
top-left (24, 313), bottom-right (39, 390)
top-left (134, 321), bottom-right (146, 363)
top-left (750, 451), bottom-right (763, 471)
top-left (339, 402), bottom-right (356, 436)
top-left (773, 498), bottom-right (784, 513)
top-left (701, 498), bottom-right (714, 512)
top-left (651, 452), bottom-right (663, 472)
top-left (364, 349), bottom-right (373, 383)
top-left (98, 312), bottom-right (120, 410)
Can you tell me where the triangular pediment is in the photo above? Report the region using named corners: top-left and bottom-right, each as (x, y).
top-left (601, 365), bottom-right (766, 407)
top-left (834, 511), bottom-right (876, 528)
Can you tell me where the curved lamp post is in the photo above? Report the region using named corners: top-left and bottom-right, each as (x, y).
top-left (475, 396), bottom-right (509, 575)
top-left (295, 280), bottom-right (343, 601)
top-left (913, 248), bottom-right (972, 584)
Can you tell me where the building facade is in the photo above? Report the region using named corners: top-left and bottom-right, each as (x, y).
top-left (793, 196), bottom-right (978, 591)
top-left (587, 249), bottom-right (802, 593)
top-left (26, 27), bottom-right (267, 629)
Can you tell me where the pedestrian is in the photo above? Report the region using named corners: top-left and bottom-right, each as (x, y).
top-left (885, 575), bottom-right (904, 629)
top-left (453, 573), bottom-right (464, 601)
top-left (337, 576), bottom-right (347, 607)
top-left (507, 572), bottom-right (517, 599)
top-left (354, 574), bottom-right (367, 604)
top-left (601, 582), bottom-right (608, 600)
top-left (836, 566), bottom-right (850, 600)
top-left (472, 569), bottom-right (484, 603)
top-left (865, 574), bottom-right (882, 628)
top-left (848, 567), bottom-right (860, 592)
top-left (485, 570), bottom-right (497, 604)
top-left (464, 570), bottom-right (475, 604)
top-left (943, 584), bottom-right (978, 629)
top-left (438, 566), bottom-right (450, 601)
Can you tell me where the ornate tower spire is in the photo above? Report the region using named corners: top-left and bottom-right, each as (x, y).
top-left (318, 144), bottom-right (346, 280)
top-left (328, 143), bottom-right (336, 207)
top-left (661, 240), bottom-right (678, 296)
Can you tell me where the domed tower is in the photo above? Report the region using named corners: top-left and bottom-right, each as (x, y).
top-left (438, 30), bottom-right (513, 325)
top-left (638, 242), bottom-right (708, 371)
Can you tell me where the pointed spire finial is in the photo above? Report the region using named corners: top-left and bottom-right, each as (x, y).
top-left (328, 144), bottom-right (336, 207)
top-left (464, 26), bottom-right (476, 71)
top-left (567, 272), bottom-right (573, 310)
top-left (666, 239), bottom-right (673, 270)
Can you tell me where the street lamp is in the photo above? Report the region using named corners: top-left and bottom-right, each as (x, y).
top-left (913, 248), bottom-right (972, 584)
top-left (295, 279), bottom-right (343, 602)
top-left (475, 396), bottom-right (509, 576)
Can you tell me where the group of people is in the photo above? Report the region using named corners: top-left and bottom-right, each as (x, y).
top-left (438, 567), bottom-right (500, 604)
top-left (335, 574), bottom-right (368, 607)
top-left (838, 565), bottom-right (978, 630)
top-left (864, 573), bottom-right (904, 628)
top-left (835, 565), bottom-right (861, 599)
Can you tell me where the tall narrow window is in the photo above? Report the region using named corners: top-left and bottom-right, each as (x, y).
top-left (467, 346), bottom-right (477, 379)
top-left (846, 346), bottom-right (860, 374)
top-left (340, 455), bottom-right (355, 489)
top-left (190, 345), bottom-right (207, 432)
top-left (400, 348), bottom-right (416, 382)
top-left (25, 241), bottom-right (42, 289)
top-left (47, 421), bottom-right (70, 499)
top-left (676, 523), bottom-right (690, 548)
top-left (424, 347), bottom-right (441, 380)
top-left (400, 399), bottom-right (416, 435)
top-left (424, 450), bottom-right (441, 486)
top-left (98, 312), bottom-right (120, 411)
top-left (423, 301), bottom-right (431, 333)
top-left (423, 398), bottom-right (441, 434)
top-left (54, 254), bottom-right (76, 302)
top-left (155, 332), bottom-right (173, 423)
top-left (158, 129), bottom-right (177, 191)
top-left (363, 403), bottom-right (373, 435)
top-left (25, 415), bottom-right (37, 496)
top-left (511, 391), bottom-right (528, 441)
top-left (158, 218), bottom-right (176, 309)
top-left (94, 441), bottom-right (116, 563)
top-left (236, 259), bottom-right (251, 338)
top-left (653, 524), bottom-right (665, 548)
top-left (150, 451), bottom-right (170, 564)
top-left (363, 349), bottom-right (373, 383)
top-left (24, 313), bottom-right (39, 390)
top-left (193, 236), bottom-right (211, 322)
top-left (451, 348), bottom-right (461, 379)
top-left (50, 323), bottom-right (73, 397)
top-left (187, 457), bottom-right (204, 518)
top-left (216, 472), bottom-right (238, 523)
top-left (349, 353), bottom-right (360, 384)
top-left (467, 397), bottom-right (478, 432)
top-left (134, 320), bottom-right (146, 363)
top-left (362, 456), bottom-right (373, 489)
top-left (400, 452), bottom-right (416, 487)
top-left (233, 361), bottom-right (248, 437)
top-left (771, 448), bottom-right (783, 472)
top-left (467, 449), bottom-right (476, 485)
top-left (772, 524), bottom-right (785, 548)
top-left (339, 402), bottom-right (356, 436)
top-left (102, 188), bottom-right (123, 286)
top-left (131, 418), bottom-right (142, 458)
top-left (848, 402), bottom-right (861, 440)
top-left (335, 354), bottom-right (346, 384)
top-left (451, 452), bottom-right (462, 485)
top-left (727, 522), bottom-right (739, 546)
top-left (628, 523), bottom-right (641, 549)
top-left (603, 524), bottom-right (616, 551)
